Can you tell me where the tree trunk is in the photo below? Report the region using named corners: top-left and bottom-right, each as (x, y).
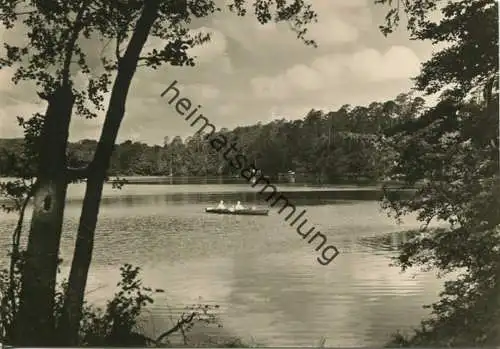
top-left (58, 1), bottom-right (160, 344)
top-left (494, 256), bottom-right (500, 345)
top-left (14, 85), bottom-right (75, 346)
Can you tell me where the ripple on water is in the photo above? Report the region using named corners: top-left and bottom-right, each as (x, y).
top-left (0, 188), bottom-right (444, 346)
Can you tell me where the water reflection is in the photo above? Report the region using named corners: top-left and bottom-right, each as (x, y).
top-left (0, 184), bottom-right (442, 346)
top-left (358, 231), bottom-right (414, 252)
top-left (89, 187), bottom-right (394, 209)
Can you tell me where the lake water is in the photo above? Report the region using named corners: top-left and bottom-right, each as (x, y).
top-left (0, 183), bottom-right (446, 347)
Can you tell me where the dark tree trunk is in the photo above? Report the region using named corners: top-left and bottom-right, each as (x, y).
top-left (494, 258), bottom-right (500, 345)
top-left (14, 85), bottom-right (75, 346)
top-left (58, 1), bottom-right (160, 344)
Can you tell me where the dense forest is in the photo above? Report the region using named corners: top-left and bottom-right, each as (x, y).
top-left (0, 93), bottom-right (423, 182)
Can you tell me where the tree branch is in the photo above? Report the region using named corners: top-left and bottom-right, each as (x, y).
top-left (36, 91), bottom-right (51, 101)
top-left (155, 312), bottom-right (196, 344)
top-left (115, 35), bottom-right (122, 62)
top-left (8, 179), bottom-right (38, 316)
top-left (61, 0), bottom-right (92, 85)
top-left (100, 38), bottom-right (113, 58)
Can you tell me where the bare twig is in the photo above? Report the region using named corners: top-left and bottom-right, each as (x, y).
top-left (100, 38), bottom-right (113, 59)
top-left (8, 179), bottom-right (38, 315)
top-left (155, 312), bottom-right (196, 344)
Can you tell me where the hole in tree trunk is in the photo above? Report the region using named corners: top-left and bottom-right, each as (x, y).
top-left (43, 195), bottom-right (52, 211)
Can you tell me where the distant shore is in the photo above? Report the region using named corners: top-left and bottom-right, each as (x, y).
top-left (0, 175), bottom-right (410, 187)
top-left (106, 175), bottom-right (412, 186)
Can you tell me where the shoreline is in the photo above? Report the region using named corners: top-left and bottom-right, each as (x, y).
top-left (0, 175), bottom-right (409, 185)
top-left (109, 175), bottom-right (407, 186)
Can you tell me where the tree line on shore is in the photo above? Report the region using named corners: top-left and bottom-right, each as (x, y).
top-left (0, 92), bottom-right (423, 182)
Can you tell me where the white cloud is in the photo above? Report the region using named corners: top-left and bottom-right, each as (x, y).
top-left (215, 0), bottom-right (369, 54)
top-left (349, 46), bottom-right (421, 81)
top-left (315, 0), bottom-right (367, 9)
top-left (250, 75), bottom-right (291, 100)
top-left (0, 67), bottom-right (15, 92)
top-left (308, 18), bottom-right (359, 45)
top-left (216, 56), bottom-right (233, 74)
top-left (216, 103), bottom-right (237, 116)
top-left (310, 55), bottom-right (343, 80)
top-left (199, 85), bottom-right (220, 99)
top-left (285, 64), bottom-right (322, 91)
top-left (250, 46), bottom-right (421, 99)
top-left (284, 0), bottom-right (369, 45)
top-left (186, 84), bottom-right (220, 99)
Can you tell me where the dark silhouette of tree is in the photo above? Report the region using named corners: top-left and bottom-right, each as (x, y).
top-left (377, 0), bottom-right (499, 345)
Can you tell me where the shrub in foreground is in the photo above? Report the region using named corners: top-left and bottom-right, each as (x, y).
top-left (0, 262), bottom-right (229, 347)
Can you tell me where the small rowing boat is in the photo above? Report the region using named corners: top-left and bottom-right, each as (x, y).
top-left (205, 207), bottom-right (269, 216)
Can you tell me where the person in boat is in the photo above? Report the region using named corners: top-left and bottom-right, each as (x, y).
top-left (235, 201), bottom-right (244, 210)
top-left (216, 200), bottom-right (226, 209)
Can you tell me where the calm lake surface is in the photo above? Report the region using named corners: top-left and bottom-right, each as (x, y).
top-left (0, 183), bottom-right (447, 346)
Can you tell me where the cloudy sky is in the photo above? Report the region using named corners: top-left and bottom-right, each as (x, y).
top-left (0, 0), bottom-right (437, 145)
